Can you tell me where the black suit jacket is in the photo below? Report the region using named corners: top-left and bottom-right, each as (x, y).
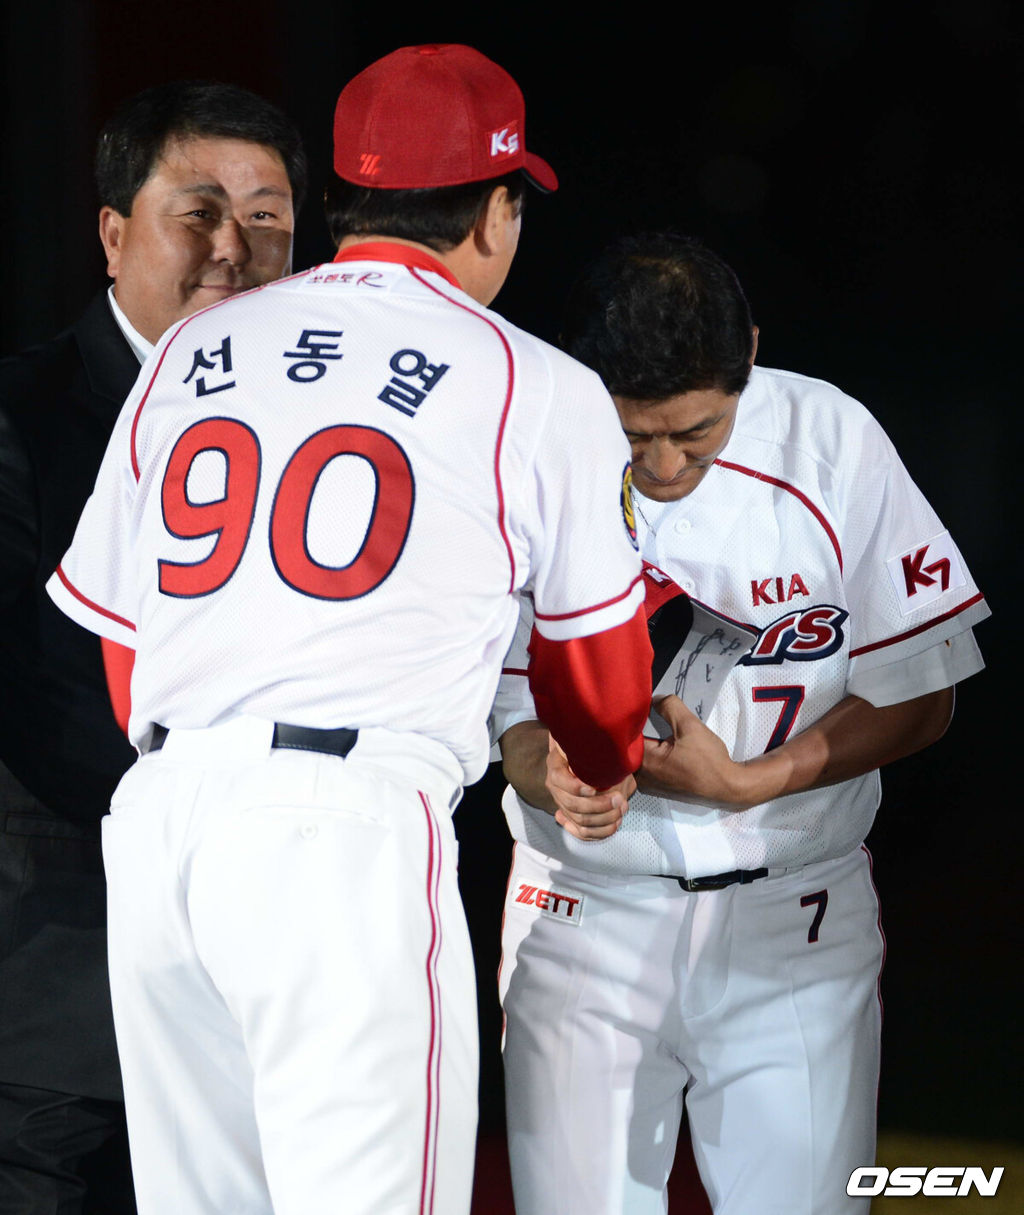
top-left (0, 292), bottom-right (140, 1099)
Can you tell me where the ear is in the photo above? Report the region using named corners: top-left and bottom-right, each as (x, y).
top-left (473, 185), bottom-right (515, 257)
top-left (98, 206), bottom-right (128, 279)
top-left (750, 325), bottom-right (760, 367)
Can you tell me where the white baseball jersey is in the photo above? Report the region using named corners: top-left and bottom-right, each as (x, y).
top-left (498, 364), bottom-right (989, 1215)
top-left (45, 243), bottom-right (653, 1215)
top-left (47, 244), bottom-right (648, 788)
top-left (494, 364), bottom-right (989, 875)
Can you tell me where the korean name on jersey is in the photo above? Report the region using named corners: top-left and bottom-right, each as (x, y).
top-left (49, 260), bottom-right (644, 786)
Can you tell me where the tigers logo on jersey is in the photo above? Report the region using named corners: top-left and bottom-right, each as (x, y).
top-left (621, 464), bottom-right (638, 549)
top-left (740, 604), bottom-right (848, 665)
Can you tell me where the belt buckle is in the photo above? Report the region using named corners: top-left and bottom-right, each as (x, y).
top-left (675, 867), bottom-right (769, 893)
top-left (680, 873), bottom-right (731, 892)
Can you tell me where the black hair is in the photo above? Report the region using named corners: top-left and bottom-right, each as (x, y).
top-left (95, 80), bottom-right (308, 215)
top-left (561, 231), bottom-right (755, 400)
top-left (324, 171), bottom-right (527, 252)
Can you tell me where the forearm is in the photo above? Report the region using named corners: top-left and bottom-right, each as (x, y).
top-left (640, 688), bottom-right (955, 810)
top-left (500, 717), bottom-right (636, 840)
top-left (499, 719), bottom-right (557, 813)
top-left (738, 688), bottom-right (953, 804)
top-left (528, 605), bottom-right (651, 789)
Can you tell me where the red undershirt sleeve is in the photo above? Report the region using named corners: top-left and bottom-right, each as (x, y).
top-left (528, 604), bottom-right (652, 789)
top-left (101, 637), bottom-right (135, 738)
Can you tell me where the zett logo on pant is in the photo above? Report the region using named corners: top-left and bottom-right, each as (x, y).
top-left (513, 884), bottom-right (583, 925)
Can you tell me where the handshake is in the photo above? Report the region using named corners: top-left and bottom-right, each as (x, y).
top-left (543, 562), bottom-right (758, 840)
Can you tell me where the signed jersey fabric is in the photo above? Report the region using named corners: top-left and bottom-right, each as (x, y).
top-left (47, 250), bottom-right (645, 786)
top-left (495, 365), bottom-right (989, 876)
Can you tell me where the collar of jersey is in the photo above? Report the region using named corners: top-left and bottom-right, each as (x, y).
top-left (332, 241), bottom-right (461, 290)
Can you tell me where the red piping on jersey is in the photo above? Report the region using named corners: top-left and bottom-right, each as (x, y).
top-left (54, 564), bottom-right (136, 632)
top-left (332, 241), bottom-right (462, 289)
top-left (714, 457), bottom-right (844, 574)
top-left (534, 572), bottom-right (645, 623)
top-left (408, 266), bottom-right (518, 592)
top-left (849, 592), bottom-right (986, 657)
top-left (494, 841), bottom-right (520, 1045)
top-left (418, 791), bottom-right (443, 1215)
top-left (127, 271), bottom-right (308, 480)
top-left (129, 338), bottom-right (179, 481)
top-left (861, 844), bottom-right (886, 1119)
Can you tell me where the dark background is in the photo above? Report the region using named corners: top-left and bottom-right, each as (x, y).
top-left (2, 0), bottom-right (1019, 1152)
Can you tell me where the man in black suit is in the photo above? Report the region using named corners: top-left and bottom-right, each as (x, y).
top-left (0, 80), bottom-right (306, 1213)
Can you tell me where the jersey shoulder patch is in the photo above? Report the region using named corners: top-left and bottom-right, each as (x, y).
top-left (886, 531), bottom-right (967, 615)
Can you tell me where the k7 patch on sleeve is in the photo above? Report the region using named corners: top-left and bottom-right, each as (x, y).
top-left (886, 531), bottom-right (966, 615)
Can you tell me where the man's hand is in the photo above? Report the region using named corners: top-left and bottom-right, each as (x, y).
top-left (640, 694), bottom-right (754, 808)
top-left (499, 719), bottom-right (635, 840)
top-left (546, 735), bottom-right (636, 841)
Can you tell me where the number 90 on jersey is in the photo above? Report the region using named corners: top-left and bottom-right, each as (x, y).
top-left (158, 417), bottom-right (415, 601)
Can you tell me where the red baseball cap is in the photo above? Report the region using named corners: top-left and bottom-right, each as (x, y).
top-left (333, 43), bottom-right (558, 192)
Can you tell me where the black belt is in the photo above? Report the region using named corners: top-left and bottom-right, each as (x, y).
top-left (666, 867), bottom-right (769, 892)
top-left (147, 722), bottom-right (359, 759)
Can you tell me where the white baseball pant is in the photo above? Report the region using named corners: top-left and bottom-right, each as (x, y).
top-left (102, 718), bottom-right (477, 1215)
top-left (499, 844), bottom-right (884, 1215)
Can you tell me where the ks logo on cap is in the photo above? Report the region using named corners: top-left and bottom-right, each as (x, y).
top-left (488, 122), bottom-right (520, 162)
